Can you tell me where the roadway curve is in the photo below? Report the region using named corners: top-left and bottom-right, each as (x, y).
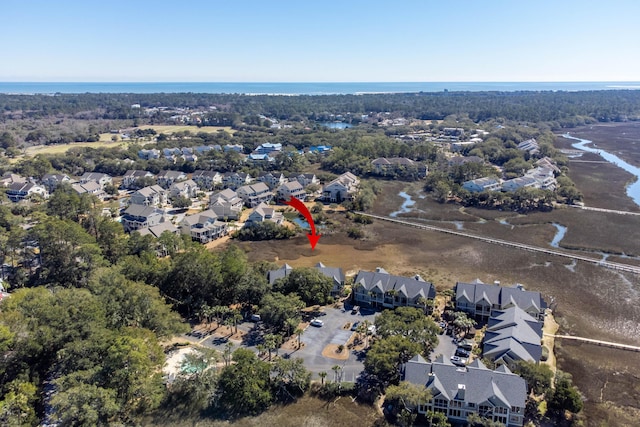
top-left (356, 212), bottom-right (640, 275)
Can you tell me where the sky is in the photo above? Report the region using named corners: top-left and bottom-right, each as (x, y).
top-left (1, 0), bottom-right (639, 82)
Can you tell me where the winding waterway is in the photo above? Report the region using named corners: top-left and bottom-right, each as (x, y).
top-left (562, 133), bottom-right (640, 206)
top-left (390, 191), bottom-right (416, 217)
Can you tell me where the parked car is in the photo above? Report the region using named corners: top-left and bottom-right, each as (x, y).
top-left (455, 347), bottom-right (471, 358)
top-left (450, 356), bottom-right (467, 366)
top-left (310, 319), bottom-right (324, 327)
top-left (351, 306), bottom-right (360, 314)
top-left (351, 321), bottom-right (361, 331)
top-left (250, 314), bottom-right (261, 322)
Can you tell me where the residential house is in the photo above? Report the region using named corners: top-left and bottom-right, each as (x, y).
top-left (257, 172), bottom-right (287, 189)
top-left (291, 173), bottom-right (318, 187)
top-left (443, 127), bottom-right (465, 137)
top-left (122, 170), bottom-right (156, 189)
top-left (156, 170), bottom-right (187, 188)
top-left (371, 157), bottom-right (428, 178)
top-left (448, 155), bottom-right (484, 167)
top-left (237, 182), bottom-right (273, 207)
top-left (525, 166), bottom-right (557, 190)
top-left (483, 306), bottom-right (543, 365)
top-left (130, 185), bottom-right (167, 207)
top-left (276, 180), bottom-right (306, 202)
top-left (209, 189), bottom-right (243, 220)
top-left (223, 144), bottom-right (243, 153)
top-left (267, 262), bottom-right (345, 296)
top-left (41, 173), bottom-right (71, 192)
top-left (402, 355), bottom-right (526, 427)
top-left (6, 182), bottom-right (48, 202)
top-left (194, 145), bottom-right (221, 154)
top-left (454, 280), bottom-right (547, 321)
top-left (245, 202), bottom-right (284, 225)
top-left (169, 179), bottom-right (199, 199)
top-left (1, 173), bottom-right (27, 188)
top-left (121, 204), bottom-right (164, 233)
top-left (222, 172), bottom-right (253, 190)
top-left (138, 148), bottom-right (160, 160)
top-left (191, 170), bottom-right (223, 190)
top-left (322, 172), bottom-right (360, 203)
top-left (462, 177), bottom-right (502, 193)
top-left (71, 181), bottom-right (106, 200)
top-left (315, 262), bottom-right (346, 296)
top-left (180, 209), bottom-right (229, 243)
top-left (254, 142), bottom-right (282, 155)
top-left (501, 176), bottom-right (539, 192)
top-left (535, 157), bottom-right (561, 174)
top-left (352, 267), bottom-right (436, 310)
top-left (309, 145), bottom-right (332, 154)
top-left (80, 172), bottom-right (112, 188)
top-left (247, 153), bottom-right (274, 163)
top-left (137, 222), bottom-right (180, 239)
top-left (517, 138), bottom-right (539, 155)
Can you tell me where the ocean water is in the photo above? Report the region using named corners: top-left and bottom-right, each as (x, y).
top-left (1, 81), bottom-right (639, 95)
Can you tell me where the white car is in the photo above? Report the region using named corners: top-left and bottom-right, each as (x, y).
top-left (310, 319), bottom-right (324, 327)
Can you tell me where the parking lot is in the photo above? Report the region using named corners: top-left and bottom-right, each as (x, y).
top-left (181, 305), bottom-right (476, 382)
top-left (294, 305), bottom-right (379, 381)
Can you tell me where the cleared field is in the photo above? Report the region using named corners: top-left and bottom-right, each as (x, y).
top-left (24, 140), bottom-right (127, 156)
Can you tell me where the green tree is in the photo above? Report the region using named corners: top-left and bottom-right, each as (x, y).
top-left (171, 195), bottom-right (191, 209)
top-left (0, 380), bottom-right (38, 426)
top-left (270, 357), bottom-right (311, 401)
top-left (375, 307), bottom-right (439, 355)
top-left (274, 267), bottom-right (334, 306)
top-left (363, 335), bottom-right (421, 386)
top-left (217, 348), bottom-right (272, 416)
top-left (33, 217), bottom-right (106, 288)
top-left (513, 360), bottom-right (553, 396)
top-left (260, 292), bottom-right (304, 334)
top-left (548, 371), bottom-right (583, 416)
top-left (50, 384), bottom-right (120, 427)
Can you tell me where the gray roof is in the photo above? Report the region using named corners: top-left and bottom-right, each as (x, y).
top-left (455, 281), bottom-right (546, 313)
top-left (483, 306), bottom-right (543, 363)
top-left (181, 209), bottom-right (218, 227)
top-left (157, 170), bottom-right (186, 179)
top-left (139, 222), bottom-right (179, 238)
top-left (268, 264), bottom-right (293, 284)
top-left (124, 204), bottom-right (163, 218)
top-left (403, 355), bottom-right (526, 409)
top-left (353, 268), bottom-right (436, 300)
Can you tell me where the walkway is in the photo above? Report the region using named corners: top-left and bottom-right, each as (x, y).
top-left (356, 212), bottom-right (640, 275)
top-left (544, 334), bottom-right (640, 352)
top-left (568, 204), bottom-right (640, 216)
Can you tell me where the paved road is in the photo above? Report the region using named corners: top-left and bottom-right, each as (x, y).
top-left (358, 212), bottom-right (640, 275)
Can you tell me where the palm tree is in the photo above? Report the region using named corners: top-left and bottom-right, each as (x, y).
top-left (416, 296), bottom-right (434, 314)
top-left (229, 308), bottom-right (243, 334)
top-left (331, 365), bottom-right (341, 383)
top-left (319, 371), bottom-right (327, 385)
top-left (294, 327), bottom-right (304, 349)
top-left (223, 342), bottom-right (234, 367)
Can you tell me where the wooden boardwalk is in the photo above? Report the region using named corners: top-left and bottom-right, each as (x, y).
top-left (545, 334), bottom-right (640, 352)
top-left (356, 212), bottom-right (640, 275)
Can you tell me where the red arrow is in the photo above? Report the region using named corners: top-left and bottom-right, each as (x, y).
top-left (285, 196), bottom-right (321, 250)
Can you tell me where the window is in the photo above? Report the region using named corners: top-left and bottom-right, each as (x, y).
top-left (495, 406), bottom-right (508, 414)
top-left (434, 398), bottom-right (448, 409)
top-left (448, 409), bottom-right (463, 418)
top-left (450, 400), bottom-right (463, 408)
top-left (511, 406), bottom-right (522, 414)
top-left (467, 402), bottom-right (475, 408)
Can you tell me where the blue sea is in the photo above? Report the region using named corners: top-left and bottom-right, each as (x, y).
top-left (1, 81), bottom-right (640, 95)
